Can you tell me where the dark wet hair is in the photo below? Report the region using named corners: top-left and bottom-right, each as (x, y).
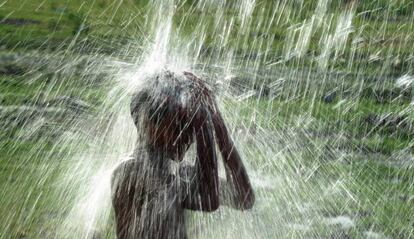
top-left (130, 71), bottom-right (215, 155)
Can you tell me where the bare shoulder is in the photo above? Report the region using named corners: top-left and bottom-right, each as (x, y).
top-left (115, 157), bottom-right (139, 170)
top-left (111, 158), bottom-right (143, 184)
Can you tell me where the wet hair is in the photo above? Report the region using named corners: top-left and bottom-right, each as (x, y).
top-left (130, 70), bottom-right (215, 157)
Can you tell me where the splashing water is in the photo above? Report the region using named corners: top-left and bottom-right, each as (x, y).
top-left (1, 0), bottom-right (414, 238)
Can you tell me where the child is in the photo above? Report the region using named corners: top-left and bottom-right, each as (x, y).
top-left (111, 70), bottom-right (254, 239)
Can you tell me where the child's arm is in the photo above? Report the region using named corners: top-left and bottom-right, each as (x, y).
top-left (181, 108), bottom-right (220, 212)
top-left (212, 111), bottom-right (255, 210)
top-left (180, 110), bottom-right (255, 211)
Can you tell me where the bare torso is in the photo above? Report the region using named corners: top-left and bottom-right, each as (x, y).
top-left (111, 71), bottom-right (254, 239)
top-left (111, 150), bottom-right (194, 239)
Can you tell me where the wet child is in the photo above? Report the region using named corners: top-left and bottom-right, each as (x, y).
top-left (111, 70), bottom-right (255, 239)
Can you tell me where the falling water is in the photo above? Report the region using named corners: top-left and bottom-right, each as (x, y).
top-left (1, 0), bottom-right (414, 238)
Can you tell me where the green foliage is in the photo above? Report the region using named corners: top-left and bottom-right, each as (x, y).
top-left (67, 12), bottom-right (89, 35)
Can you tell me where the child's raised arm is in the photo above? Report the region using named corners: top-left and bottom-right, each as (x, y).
top-left (212, 110), bottom-right (255, 210)
top-left (182, 107), bottom-right (220, 212)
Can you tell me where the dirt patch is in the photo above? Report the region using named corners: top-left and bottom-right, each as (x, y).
top-left (0, 18), bottom-right (40, 26)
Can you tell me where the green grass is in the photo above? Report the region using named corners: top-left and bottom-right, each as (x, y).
top-left (0, 0), bottom-right (413, 75)
top-left (319, 159), bottom-right (414, 238)
top-left (0, 140), bottom-right (60, 237)
top-left (0, 0), bottom-right (148, 51)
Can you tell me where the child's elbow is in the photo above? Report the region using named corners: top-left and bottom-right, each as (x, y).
top-left (203, 203), bottom-right (220, 212)
top-left (190, 196), bottom-right (220, 212)
top-left (202, 198), bottom-right (220, 212)
top-left (238, 191), bottom-right (255, 211)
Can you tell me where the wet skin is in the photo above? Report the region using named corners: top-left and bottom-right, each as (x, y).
top-left (111, 71), bottom-right (254, 239)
